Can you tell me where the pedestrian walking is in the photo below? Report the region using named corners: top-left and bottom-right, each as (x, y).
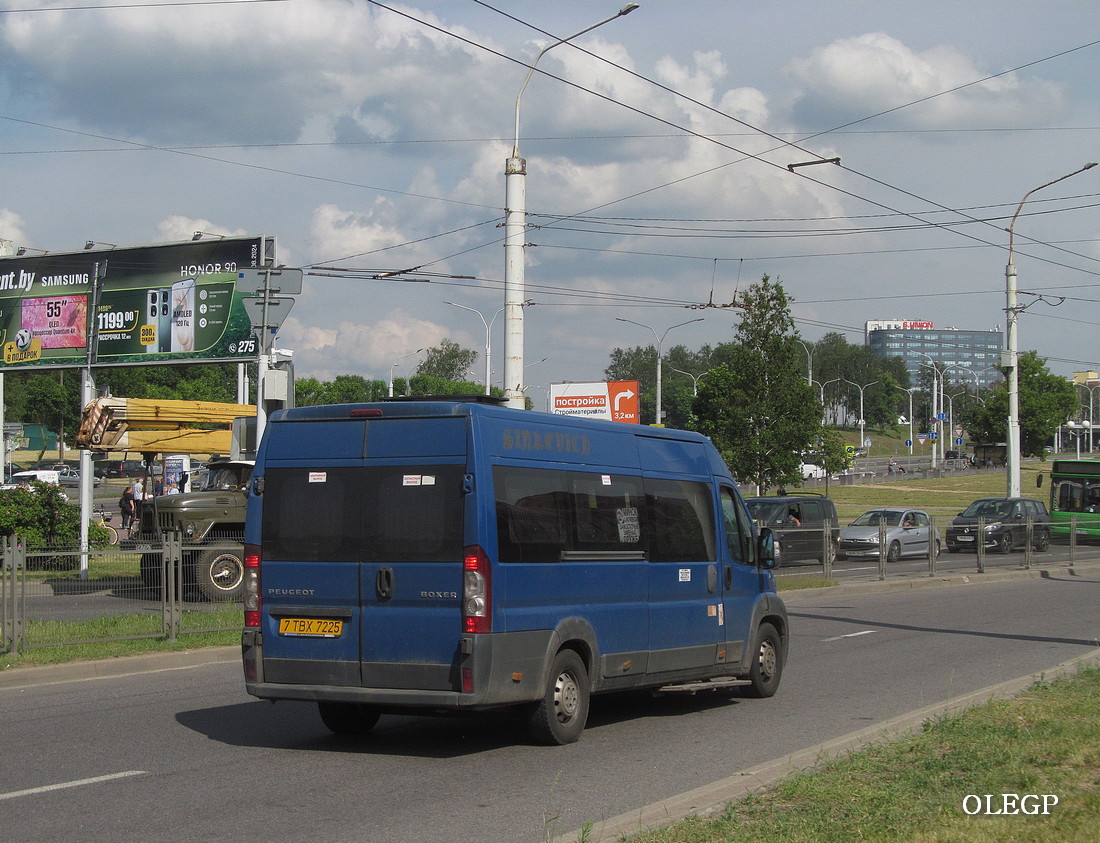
top-left (119, 485), bottom-right (136, 530)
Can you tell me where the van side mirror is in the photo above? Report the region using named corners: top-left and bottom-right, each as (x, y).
top-left (758, 527), bottom-right (778, 569)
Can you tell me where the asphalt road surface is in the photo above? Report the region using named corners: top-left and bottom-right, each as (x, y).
top-left (2, 568), bottom-right (1099, 843)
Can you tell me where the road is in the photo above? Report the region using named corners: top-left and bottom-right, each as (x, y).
top-left (2, 569), bottom-right (1098, 843)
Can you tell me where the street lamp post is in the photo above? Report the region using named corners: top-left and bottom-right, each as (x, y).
top-left (504, 3), bottom-right (640, 409)
top-left (1067, 421), bottom-right (1085, 459)
top-left (843, 379), bottom-right (878, 455)
top-left (388, 349), bottom-right (422, 397)
top-left (1005, 162), bottom-right (1097, 496)
top-left (616, 317), bottom-right (704, 425)
top-left (796, 339), bottom-right (814, 387)
top-left (894, 386), bottom-right (919, 456)
top-left (446, 302), bottom-right (505, 395)
top-left (812, 378), bottom-right (841, 423)
top-left (669, 367), bottom-right (710, 397)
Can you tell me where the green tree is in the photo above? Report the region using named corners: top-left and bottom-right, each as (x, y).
top-left (416, 339), bottom-right (479, 382)
top-left (693, 276), bottom-right (822, 492)
top-left (959, 351), bottom-right (1076, 458)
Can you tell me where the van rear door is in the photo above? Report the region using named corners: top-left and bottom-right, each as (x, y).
top-left (258, 417), bottom-right (468, 692)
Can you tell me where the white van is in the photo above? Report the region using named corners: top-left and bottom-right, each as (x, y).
top-left (12, 469), bottom-right (61, 486)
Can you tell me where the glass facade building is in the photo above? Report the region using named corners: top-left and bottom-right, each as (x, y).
top-left (866, 321), bottom-right (1003, 391)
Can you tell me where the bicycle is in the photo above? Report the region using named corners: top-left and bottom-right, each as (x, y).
top-left (92, 509), bottom-right (125, 544)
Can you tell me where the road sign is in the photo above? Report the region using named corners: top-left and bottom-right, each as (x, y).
top-left (955, 437), bottom-right (964, 446)
top-left (917, 435), bottom-right (927, 444)
top-left (955, 426), bottom-right (964, 437)
top-left (936, 412), bottom-right (947, 421)
top-left (236, 267), bottom-right (304, 295)
top-left (905, 439), bottom-right (913, 447)
top-left (242, 296), bottom-right (295, 331)
top-left (863, 436), bottom-right (872, 447)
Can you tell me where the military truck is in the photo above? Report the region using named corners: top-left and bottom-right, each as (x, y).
top-left (136, 458), bottom-right (253, 601)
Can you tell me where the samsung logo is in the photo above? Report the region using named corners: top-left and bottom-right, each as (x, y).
top-left (267, 588), bottom-right (316, 596)
top-left (420, 591), bottom-right (458, 599)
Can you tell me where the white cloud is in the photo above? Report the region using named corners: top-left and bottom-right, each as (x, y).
top-left (0, 209), bottom-right (29, 248)
top-left (787, 32), bottom-right (1065, 129)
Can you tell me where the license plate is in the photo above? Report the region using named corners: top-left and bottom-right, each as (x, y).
top-left (956, 535), bottom-right (974, 542)
top-left (278, 618), bottom-right (344, 637)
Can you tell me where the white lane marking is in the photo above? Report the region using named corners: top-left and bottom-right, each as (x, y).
top-left (823, 630), bottom-right (877, 642)
top-left (0, 770), bottom-right (147, 802)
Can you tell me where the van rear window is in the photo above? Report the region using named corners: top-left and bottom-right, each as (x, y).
top-left (261, 465), bottom-right (464, 563)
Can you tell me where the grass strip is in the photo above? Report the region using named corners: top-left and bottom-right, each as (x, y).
top-left (625, 667), bottom-right (1100, 843)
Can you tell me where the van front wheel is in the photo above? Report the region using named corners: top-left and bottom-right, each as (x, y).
top-left (318, 702), bottom-right (381, 736)
top-left (741, 622), bottom-right (783, 698)
top-left (527, 650), bottom-right (590, 745)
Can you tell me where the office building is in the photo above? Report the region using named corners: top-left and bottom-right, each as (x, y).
top-left (865, 320), bottom-right (1003, 390)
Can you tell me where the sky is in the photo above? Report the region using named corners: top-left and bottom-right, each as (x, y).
top-left (1, 0), bottom-right (1098, 411)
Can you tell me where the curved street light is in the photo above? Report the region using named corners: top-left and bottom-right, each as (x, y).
top-left (843, 379), bottom-right (878, 455)
top-left (503, 3), bottom-right (640, 408)
top-left (1005, 162), bottom-right (1097, 496)
top-left (446, 302), bottom-right (505, 395)
top-left (616, 316), bottom-right (703, 425)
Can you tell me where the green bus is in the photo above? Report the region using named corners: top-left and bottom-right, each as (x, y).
top-left (1047, 459), bottom-right (1100, 539)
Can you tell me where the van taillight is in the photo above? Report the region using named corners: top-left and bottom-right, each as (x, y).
top-left (244, 543), bottom-right (262, 627)
top-left (462, 545), bottom-right (491, 633)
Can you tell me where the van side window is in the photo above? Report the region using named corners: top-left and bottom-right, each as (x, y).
top-left (494, 466), bottom-right (644, 563)
top-left (720, 487), bottom-right (755, 566)
top-left (646, 478), bottom-right (716, 563)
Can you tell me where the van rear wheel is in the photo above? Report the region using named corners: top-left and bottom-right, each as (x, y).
top-left (527, 650), bottom-right (590, 745)
top-left (318, 702), bottom-right (381, 736)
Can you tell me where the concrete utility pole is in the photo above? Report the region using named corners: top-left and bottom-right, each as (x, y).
top-left (503, 4), bottom-right (639, 408)
top-left (1005, 162), bottom-right (1096, 497)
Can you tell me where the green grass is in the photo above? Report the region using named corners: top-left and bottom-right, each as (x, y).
top-left (0, 607), bottom-right (241, 670)
top-left (625, 666), bottom-right (1100, 843)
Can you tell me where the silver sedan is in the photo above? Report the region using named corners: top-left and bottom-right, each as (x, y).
top-left (837, 507), bottom-right (940, 563)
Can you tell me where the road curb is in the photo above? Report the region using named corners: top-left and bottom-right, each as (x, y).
top-left (561, 645), bottom-right (1100, 843)
top-left (0, 645), bottom-right (239, 689)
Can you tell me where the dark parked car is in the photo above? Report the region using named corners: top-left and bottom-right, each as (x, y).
top-left (945, 497), bottom-right (1050, 554)
top-left (93, 459), bottom-right (147, 479)
top-left (745, 494), bottom-right (839, 566)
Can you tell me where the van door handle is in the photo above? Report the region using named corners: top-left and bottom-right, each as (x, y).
top-left (376, 567), bottom-right (394, 600)
top-left (725, 564), bottom-right (732, 589)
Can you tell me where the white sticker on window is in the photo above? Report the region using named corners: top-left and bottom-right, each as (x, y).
top-left (678, 568), bottom-right (691, 582)
top-left (308, 472), bottom-right (327, 483)
top-left (617, 507), bottom-right (641, 543)
top-left (422, 475), bottom-right (436, 486)
top-left (601, 474), bottom-right (612, 485)
top-left (403, 475), bottom-right (422, 486)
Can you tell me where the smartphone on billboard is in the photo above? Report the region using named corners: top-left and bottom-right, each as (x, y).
top-left (145, 290), bottom-right (161, 352)
top-left (171, 279), bottom-right (196, 353)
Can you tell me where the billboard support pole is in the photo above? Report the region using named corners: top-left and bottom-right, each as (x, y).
top-left (253, 269), bottom-right (272, 447)
top-left (78, 261), bottom-right (105, 580)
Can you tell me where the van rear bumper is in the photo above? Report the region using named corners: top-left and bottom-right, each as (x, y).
top-left (242, 627), bottom-right (554, 710)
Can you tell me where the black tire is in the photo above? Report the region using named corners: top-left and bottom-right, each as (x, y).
top-left (932, 538), bottom-right (941, 558)
top-left (139, 549), bottom-right (163, 590)
top-left (997, 532), bottom-right (1013, 554)
top-left (527, 650), bottom-right (590, 745)
top-left (1034, 529), bottom-right (1050, 552)
top-left (819, 538), bottom-right (837, 565)
top-left (195, 546), bottom-right (246, 602)
top-left (947, 545), bottom-right (961, 553)
top-left (886, 541), bottom-right (901, 564)
top-left (317, 701), bottom-right (381, 736)
top-left (741, 622), bottom-right (783, 698)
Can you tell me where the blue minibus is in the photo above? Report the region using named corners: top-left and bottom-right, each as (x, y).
top-left (242, 397), bottom-right (786, 744)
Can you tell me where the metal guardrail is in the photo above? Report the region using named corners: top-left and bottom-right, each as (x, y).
top-left (1, 531), bottom-right (241, 656)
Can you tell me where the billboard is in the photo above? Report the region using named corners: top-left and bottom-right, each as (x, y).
top-left (549, 381), bottom-right (639, 423)
top-left (0, 236), bottom-right (275, 370)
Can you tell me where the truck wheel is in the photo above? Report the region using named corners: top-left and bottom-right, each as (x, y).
top-left (195, 546), bottom-right (246, 602)
top-left (527, 650), bottom-right (590, 745)
top-left (318, 702), bottom-right (380, 736)
top-left (139, 549), bottom-right (163, 590)
top-left (741, 622), bottom-right (783, 698)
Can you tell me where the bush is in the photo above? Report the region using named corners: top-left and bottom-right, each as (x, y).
top-left (0, 482), bottom-right (109, 567)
